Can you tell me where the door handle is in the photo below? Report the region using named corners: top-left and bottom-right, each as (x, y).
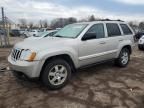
top-left (99, 42), bottom-right (106, 44)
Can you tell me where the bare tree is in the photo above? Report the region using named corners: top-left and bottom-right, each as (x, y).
top-left (67, 17), bottom-right (77, 24)
top-left (19, 18), bottom-right (27, 28)
top-left (29, 22), bottom-right (34, 29)
top-left (139, 22), bottom-right (144, 31)
top-left (88, 15), bottom-right (96, 21)
top-left (50, 18), bottom-right (65, 29)
top-left (79, 18), bottom-right (88, 22)
top-left (43, 20), bottom-right (49, 28)
top-left (50, 17), bottom-right (77, 29)
top-left (50, 19), bottom-right (57, 29)
top-left (39, 20), bottom-right (43, 28)
top-left (128, 21), bottom-right (138, 32)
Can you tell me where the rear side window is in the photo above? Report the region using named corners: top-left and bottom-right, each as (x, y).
top-left (120, 24), bottom-right (133, 35)
top-left (87, 23), bottom-right (105, 39)
top-left (106, 23), bottom-right (121, 37)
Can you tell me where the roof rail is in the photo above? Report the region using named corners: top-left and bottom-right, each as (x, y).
top-left (96, 19), bottom-right (124, 22)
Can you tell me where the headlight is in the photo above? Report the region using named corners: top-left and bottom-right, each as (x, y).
top-left (20, 49), bottom-right (36, 62)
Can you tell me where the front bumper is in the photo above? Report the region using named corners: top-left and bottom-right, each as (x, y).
top-left (8, 56), bottom-right (44, 78)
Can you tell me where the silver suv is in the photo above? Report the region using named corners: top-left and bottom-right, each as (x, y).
top-left (8, 20), bottom-right (134, 89)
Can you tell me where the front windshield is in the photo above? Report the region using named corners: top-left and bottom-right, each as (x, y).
top-left (53, 24), bottom-right (87, 38)
top-left (35, 31), bottom-right (49, 37)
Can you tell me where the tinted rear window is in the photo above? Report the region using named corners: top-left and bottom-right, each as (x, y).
top-left (120, 24), bottom-right (133, 35)
top-left (106, 23), bottom-right (121, 37)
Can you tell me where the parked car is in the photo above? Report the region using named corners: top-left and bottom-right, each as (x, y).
top-left (23, 30), bottom-right (31, 38)
top-left (29, 30), bottom-right (40, 37)
top-left (56, 28), bottom-right (62, 30)
top-left (24, 30), bottom-right (58, 41)
top-left (22, 29), bottom-right (40, 38)
top-left (0, 29), bottom-right (5, 35)
top-left (0, 29), bottom-right (6, 46)
top-left (8, 20), bottom-right (134, 90)
top-left (135, 32), bottom-right (144, 40)
top-left (19, 29), bottom-right (28, 35)
top-left (40, 28), bottom-right (51, 32)
top-left (10, 29), bottom-right (21, 37)
top-left (138, 35), bottom-right (144, 50)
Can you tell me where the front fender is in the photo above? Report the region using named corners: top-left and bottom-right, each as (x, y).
top-left (36, 47), bottom-right (79, 68)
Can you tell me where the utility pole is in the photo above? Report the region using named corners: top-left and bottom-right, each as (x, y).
top-left (1, 7), bottom-right (9, 47)
top-left (1, 7), bottom-right (6, 46)
top-left (2, 7), bottom-right (5, 29)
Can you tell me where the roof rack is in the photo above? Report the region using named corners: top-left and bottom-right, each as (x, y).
top-left (96, 19), bottom-right (124, 22)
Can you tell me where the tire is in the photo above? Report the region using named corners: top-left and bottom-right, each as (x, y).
top-left (41, 59), bottom-right (71, 90)
top-left (24, 34), bottom-right (27, 38)
top-left (138, 45), bottom-right (144, 51)
top-left (138, 46), bottom-right (142, 50)
top-left (115, 48), bottom-right (130, 67)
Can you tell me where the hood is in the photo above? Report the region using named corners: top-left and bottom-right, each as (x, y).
top-left (24, 37), bottom-right (43, 41)
top-left (14, 37), bottom-right (73, 51)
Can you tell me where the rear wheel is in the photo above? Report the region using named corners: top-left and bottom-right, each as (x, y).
top-left (115, 48), bottom-right (130, 67)
top-left (41, 59), bottom-right (71, 90)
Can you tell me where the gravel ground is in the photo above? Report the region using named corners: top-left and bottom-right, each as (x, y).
top-left (0, 39), bottom-right (144, 108)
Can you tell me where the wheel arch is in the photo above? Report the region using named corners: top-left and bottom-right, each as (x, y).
top-left (117, 44), bottom-right (132, 58)
top-left (40, 54), bottom-right (76, 79)
top-left (122, 45), bottom-right (132, 54)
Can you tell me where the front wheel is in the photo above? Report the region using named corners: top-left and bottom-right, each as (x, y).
top-left (115, 48), bottom-right (130, 67)
top-left (41, 59), bottom-right (71, 90)
top-left (138, 45), bottom-right (144, 50)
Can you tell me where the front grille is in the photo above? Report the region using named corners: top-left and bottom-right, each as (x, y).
top-left (11, 48), bottom-right (23, 61)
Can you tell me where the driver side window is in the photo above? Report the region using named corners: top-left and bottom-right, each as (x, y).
top-left (87, 23), bottom-right (105, 39)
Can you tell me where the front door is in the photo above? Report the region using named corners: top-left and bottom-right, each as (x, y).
top-left (78, 23), bottom-right (108, 67)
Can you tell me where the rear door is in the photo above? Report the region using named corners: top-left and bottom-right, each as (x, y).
top-left (104, 23), bottom-right (123, 59)
top-left (119, 23), bottom-right (134, 44)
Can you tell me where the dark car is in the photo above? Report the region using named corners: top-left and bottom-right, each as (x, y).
top-left (0, 29), bottom-right (7, 35)
top-left (135, 32), bottom-right (144, 40)
top-left (10, 29), bottom-right (21, 37)
top-left (0, 29), bottom-right (4, 35)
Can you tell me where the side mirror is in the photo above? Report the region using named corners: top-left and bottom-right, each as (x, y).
top-left (82, 33), bottom-right (96, 41)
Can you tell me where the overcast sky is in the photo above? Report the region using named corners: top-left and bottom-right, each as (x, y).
top-left (0, 0), bottom-right (144, 23)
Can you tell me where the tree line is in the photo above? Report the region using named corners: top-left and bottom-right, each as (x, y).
top-left (18, 15), bottom-right (101, 29)
top-left (19, 15), bottom-right (144, 32)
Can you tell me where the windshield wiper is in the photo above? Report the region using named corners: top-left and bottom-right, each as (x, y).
top-left (54, 35), bottom-right (64, 38)
top-left (53, 35), bottom-right (73, 38)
